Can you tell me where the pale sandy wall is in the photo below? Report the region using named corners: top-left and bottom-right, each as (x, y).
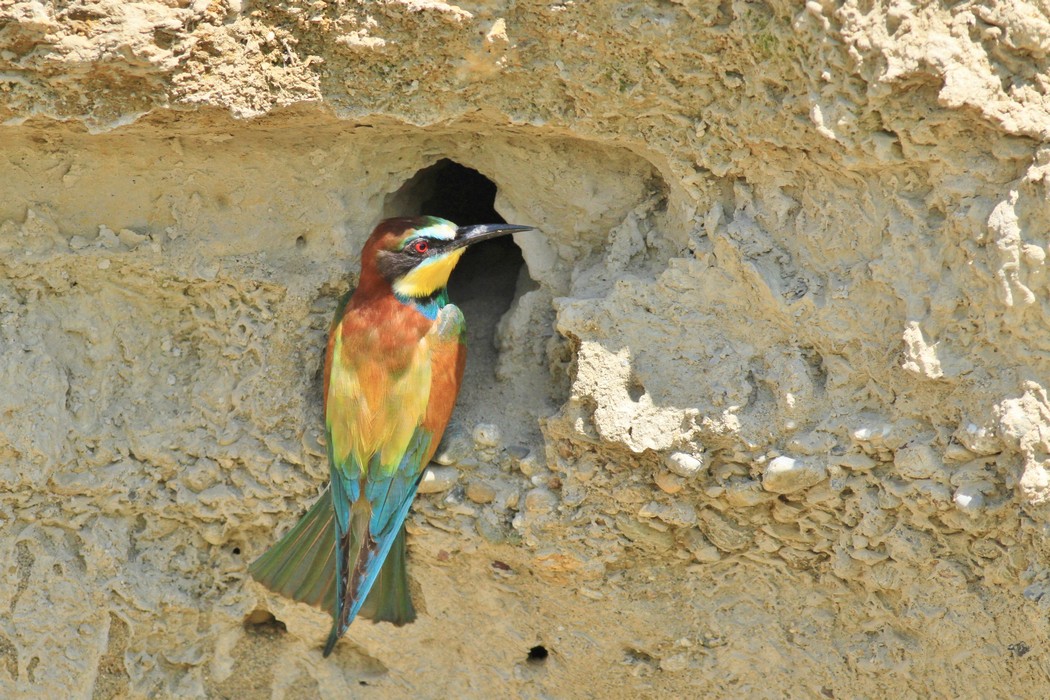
top-left (2, 1), bottom-right (1050, 697)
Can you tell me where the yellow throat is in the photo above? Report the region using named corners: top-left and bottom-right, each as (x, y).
top-left (393, 249), bottom-right (466, 298)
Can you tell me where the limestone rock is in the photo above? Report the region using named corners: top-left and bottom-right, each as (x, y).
top-left (762, 456), bottom-right (827, 494)
top-left (465, 481), bottom-right (497, 504)
top-left (472, 423), bottom-right (502, 449)
top-left (2, 0), bottom-right (1048, 697)
top-left (663, 451), bottom-right (704, 478)
top-left (653, 470), bottom-right (685, 494)
top-left (894, 444), bottom-right (945, 480)
top-left (417, 466), bottom-right (459, 494)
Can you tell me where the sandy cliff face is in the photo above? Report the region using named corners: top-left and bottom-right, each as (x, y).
top-left (2, 1), bottom-right (1050, 697)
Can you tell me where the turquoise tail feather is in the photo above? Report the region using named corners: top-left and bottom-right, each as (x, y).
top-left (324, 476), bottom-right (423, 656)
top-left (322, 437), bottom-right (429, 656)
top-left (249, 489), bottom-right (415, 632)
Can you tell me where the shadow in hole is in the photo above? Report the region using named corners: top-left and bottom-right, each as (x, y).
top-left (243, 609), bottom-right (287, 636)
top-left (384, 159), bottom-right (528, 307)
top-left (528, 645), bottom-right (549, 664)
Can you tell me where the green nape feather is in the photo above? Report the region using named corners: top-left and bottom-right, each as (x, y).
top-left (249, 488), bottom-right (416, 626)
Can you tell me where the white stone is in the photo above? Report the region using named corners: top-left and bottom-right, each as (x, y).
top-left (472, 423), bottom-right (502, 448)
top-left (852, 422), bottom-right (893, 443)
top-left (953, 422), bottom-right (1001, 456)
top-left (432, 429), bottom-right (472, 466)
top-left (417, 466), bottom-right (458, 494)
top-left (953, 484), bottom-right (986, 513)
top-left (762, 456), bottom-right (827, 494)
top-left (664, 451), bottom-right (704, 478)
top-left (97, 225), bottom-right (120, 248)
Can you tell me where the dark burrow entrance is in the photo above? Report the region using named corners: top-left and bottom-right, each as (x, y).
top-left (527, 645), bottom-right (549, 663)
top-left (383, 158), bottom-right (528, 310)
top-left (383, 159), bottom-right (536, 438)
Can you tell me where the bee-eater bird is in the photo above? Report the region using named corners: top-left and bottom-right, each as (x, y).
top-left (249, 215), bottom-right (533, 656)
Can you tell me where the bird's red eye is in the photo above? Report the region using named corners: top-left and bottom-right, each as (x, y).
top-left (412, 240), bottom-right (429, 254)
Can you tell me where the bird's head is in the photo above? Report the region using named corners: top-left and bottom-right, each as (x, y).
top-left (361, 216), bottom-right (533, 299)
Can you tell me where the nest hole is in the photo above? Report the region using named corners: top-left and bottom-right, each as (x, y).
top-left (527, 645), bottom-right (549, 664)
top-left (383, 158), bottom-right (531, 310)
top-left (384, 159), bottom-right (537, 433)
top-left (243, 609), bottom-right (287, 635)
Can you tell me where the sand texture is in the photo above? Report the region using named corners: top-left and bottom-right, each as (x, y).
top-left (3, 0), bottom-right (1050, 697)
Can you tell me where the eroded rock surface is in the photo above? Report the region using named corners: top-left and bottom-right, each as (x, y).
top-left (3, 1), bottom-right (1050, 697)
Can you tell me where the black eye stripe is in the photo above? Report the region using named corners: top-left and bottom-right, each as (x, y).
top-left (405, 237), bottom-right (448, 256)
top-left (376, 236), bottom-right (451, 284)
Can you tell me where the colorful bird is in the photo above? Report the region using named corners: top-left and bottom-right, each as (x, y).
top-left (249, 215), bottom-right (533, 656)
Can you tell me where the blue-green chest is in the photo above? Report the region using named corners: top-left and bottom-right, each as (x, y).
top-left (395, 288), bottom-right (449, 321)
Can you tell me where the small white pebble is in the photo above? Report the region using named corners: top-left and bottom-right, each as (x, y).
top-left (762, 455), bottom-right (827, 494)
top-left (432, 427), bottom-right (472, 466)
top-left (664, 451), bottom-right (704, 478)
top-left (954, 484), bottom-right (986, 513)
top-left (472, 423), bottom-right (501, 448)
top-left (417, 466), bottom-right (458, 494)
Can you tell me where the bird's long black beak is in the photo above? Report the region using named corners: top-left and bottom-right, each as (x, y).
top-left (449, 223), bottom-right (534, 251)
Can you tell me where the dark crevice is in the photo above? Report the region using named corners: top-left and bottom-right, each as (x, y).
top-left (243, 609), bottom-right (287, 635)
top-left (627, 373), bottom-right (646, 402)
top-left (527, 645), bottom-right (549, 663)
top-left (383, 160), bottom-right (533, 413)
top-left (383, 158), bottom-right (529, 309)
top-left (414, 159), bottom-right (500, 224)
